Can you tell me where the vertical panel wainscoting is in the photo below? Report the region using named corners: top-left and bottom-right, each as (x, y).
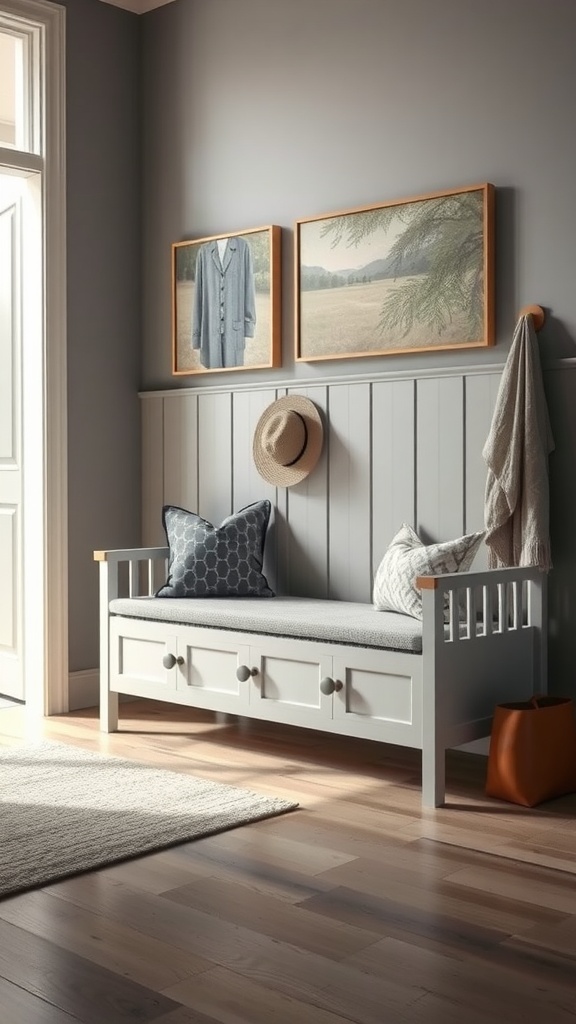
top-left (163, 392), bottom-right (199, 516)
top-left (282, 385), bottom-right (329, 600)
top-left (328, 383), bottom-right (372, 602)
top-left (140, 366), bottom-right (502, 604)
top-left (197, 392), bottom-right (233, 528)
top-left (142, 395), bottom-right (165, 548)
top-left (417, 376), bottom-right (465, 542)
top-left (372, 378), bottom-right (416, 578)
top-left (232, 388), bottom-right (280, 590)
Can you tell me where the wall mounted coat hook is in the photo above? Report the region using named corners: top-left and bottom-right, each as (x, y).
top-left (518, 304), bottom-right (545, 331)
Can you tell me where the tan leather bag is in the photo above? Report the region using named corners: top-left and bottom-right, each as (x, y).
top-left (486, 696), bottom-right (576, 807)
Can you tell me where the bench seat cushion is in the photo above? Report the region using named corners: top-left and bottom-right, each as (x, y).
top-left (109, 596), bottom-right (423, 653)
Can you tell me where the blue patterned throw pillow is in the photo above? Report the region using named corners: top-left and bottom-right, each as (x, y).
top-left (156, 500), bottom-right (274, 598)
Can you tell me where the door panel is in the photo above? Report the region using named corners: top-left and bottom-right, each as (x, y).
top-left (110, 617), bottom-right (177, 698)
top-left (0, 190), bottom-right (23, 699)
top-left (0, 507), bottom-right (16, 648)
top-left (332, 648), bottom-right (422, 744)
top-left (176, 626), bottom-right (251, 710)
top-left (250, 638), bottom-right (333, 727)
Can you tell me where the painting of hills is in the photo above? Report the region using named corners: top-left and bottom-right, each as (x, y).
top-left (296, 185), bottom-right (493, 360)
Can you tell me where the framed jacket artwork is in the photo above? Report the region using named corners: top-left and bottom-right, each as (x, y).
top-left (172, 224), bottom-right (281, 375)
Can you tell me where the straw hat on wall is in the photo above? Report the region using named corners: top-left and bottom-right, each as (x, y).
top-left (253, 395), bottom-right (324, 487)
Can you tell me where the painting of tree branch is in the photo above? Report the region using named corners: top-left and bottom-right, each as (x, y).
top-left (295, 184), bottom-right (494, 362)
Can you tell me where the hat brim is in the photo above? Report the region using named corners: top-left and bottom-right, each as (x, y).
top-left (253, 395), bottom-right (324, 487)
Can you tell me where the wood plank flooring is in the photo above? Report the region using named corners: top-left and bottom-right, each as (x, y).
top-left (1, 699), bottom-right (576, 1023)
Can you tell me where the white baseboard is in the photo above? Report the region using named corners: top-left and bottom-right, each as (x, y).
top-left (68, 669), bottom-right (135, 710)
top-left (457, 737), bottom-right (489, 755)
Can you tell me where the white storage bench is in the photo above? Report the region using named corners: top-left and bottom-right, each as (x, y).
top-left (95, 546), bottom-right (547, 807)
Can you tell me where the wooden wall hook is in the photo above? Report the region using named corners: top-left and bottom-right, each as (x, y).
top-left (518, 304), bottom-right (545, 331)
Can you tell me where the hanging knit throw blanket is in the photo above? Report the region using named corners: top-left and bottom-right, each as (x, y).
top-left (483, 314), bottom-right (555, 571)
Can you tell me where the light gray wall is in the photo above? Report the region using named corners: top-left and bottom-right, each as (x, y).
top-left (65, 0), bottom-right (141, 671)
top-left (60, 0), bottom-right (576, 690)
top-left (141, 0), bottom-right (576, 388)
top-left (139, 0), bottom-right (576, 695)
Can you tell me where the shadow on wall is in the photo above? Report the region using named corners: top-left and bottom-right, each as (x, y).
top-left (544, 319), bottom-right (576, 701)
top-left (272, 508), bottom-right (331, 601)
top-left (539, 312), bottom-right (576, 360)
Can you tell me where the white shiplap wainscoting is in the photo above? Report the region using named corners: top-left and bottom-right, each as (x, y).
top-left (140, 366), bottom-right (502, 604)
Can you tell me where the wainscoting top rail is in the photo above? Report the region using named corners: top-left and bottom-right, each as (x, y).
top-left (139, 360), bottom-right (510, 400)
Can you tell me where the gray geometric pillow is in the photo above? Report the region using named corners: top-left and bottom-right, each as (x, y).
top-left (373, 523), bottom-right (484, 620)
top-left (156, 500), bottom-right (274, 598)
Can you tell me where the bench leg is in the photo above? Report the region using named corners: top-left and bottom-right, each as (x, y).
top-left (100, 688), bottom-right (119, 732)
top-left (99, 571), bottom-right (118, 730)
top-left (422, 741), bottom-right (446, 807)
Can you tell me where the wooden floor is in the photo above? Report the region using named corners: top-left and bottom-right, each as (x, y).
top-left (1, 700), bottom-right (576, 1024)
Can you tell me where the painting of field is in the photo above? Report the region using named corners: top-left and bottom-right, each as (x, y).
top-left (296, 184), bottom-right (493, 361)
top-left (300, 275), bottom-right (479, 358)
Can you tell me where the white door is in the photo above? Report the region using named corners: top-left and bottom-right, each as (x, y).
top-left (0, 3), bottom-right (67, 716)
top-left (0, 173), bottom-right (23, 698)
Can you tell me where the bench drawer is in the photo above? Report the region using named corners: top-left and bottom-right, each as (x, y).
top-left (332, 648), bottom-right (422, 745)
top-left (110, 618), bottom-right (251, 713)
top-left (109, 618), bottom-right (421, 742)
top-left (249, 637), bottom-right (333, 728)
top-left (110, 618), bottom-right (178, 698)
top-left (175, 626), bottom-right (250, 711)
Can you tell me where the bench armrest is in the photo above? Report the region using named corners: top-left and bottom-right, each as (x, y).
top-left (417, 563), bottom-right (547, 696)
top-left (94, 546), bottom-right (169, 600)
top-left (416, 565), bottom-right (546, 634)
top-left (416, 565), bottom-right (544, 593)
top-left (94, 546), bottom-right (169, 563)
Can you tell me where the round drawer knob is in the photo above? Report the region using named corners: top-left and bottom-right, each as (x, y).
top-left (320, 677), bottom-right (343, 695)
top-left (236, 665), bottom-right (258, 682)
top-left (163, 653), bottom-right (184, 669)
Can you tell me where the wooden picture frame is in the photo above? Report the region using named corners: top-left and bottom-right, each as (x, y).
top-left (295, 183), bottom-right (494, 363)
top-left (172, 224), bottom-right (281, 376)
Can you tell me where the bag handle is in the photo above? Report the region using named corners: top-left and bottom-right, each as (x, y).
top-left (530, 694), bottom-right (547, 709)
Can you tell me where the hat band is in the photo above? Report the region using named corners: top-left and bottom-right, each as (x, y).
top-left (283, 414), bottom-right (308, 467)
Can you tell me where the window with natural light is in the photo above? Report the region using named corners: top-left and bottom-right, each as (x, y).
top-left (0, 30), bottom-right (24, 148)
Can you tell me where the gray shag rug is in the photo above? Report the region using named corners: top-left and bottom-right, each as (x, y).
top-left (0, 740), bottom-right (298, 899)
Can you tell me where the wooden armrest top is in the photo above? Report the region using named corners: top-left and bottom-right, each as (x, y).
top-left (416, 566), bottom-right (545, 591)
top-left (93, 547), bottom-right (169, 562)
top-left (416, 576), bottom-right (437, 590)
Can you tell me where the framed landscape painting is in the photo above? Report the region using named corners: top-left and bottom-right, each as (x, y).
top-left (172, 224), bottom-right (281, 376)
top-left (295, 183), bottom-right (494, 362)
